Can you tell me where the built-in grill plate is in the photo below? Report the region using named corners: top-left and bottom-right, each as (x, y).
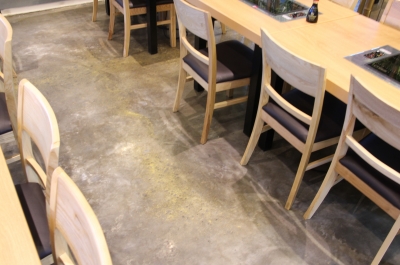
top-left (241, 0), bottom-right (313, 22)
top-left (345, 45), bottom-right (400, 89)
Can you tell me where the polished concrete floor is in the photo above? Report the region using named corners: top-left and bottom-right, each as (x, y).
top-left (4, 3), bottom-right (400, 265)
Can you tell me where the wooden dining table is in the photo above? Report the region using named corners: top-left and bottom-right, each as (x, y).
top-left (187, 0), bottom-right (360, 46)
top-left (186, 0), bottom-right (400, 149)
top-left (0, 147), bottom-right (41, 265)
top-left (270, 15), bottom-right (400, 105)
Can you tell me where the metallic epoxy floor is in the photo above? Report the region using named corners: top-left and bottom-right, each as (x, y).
top-left (4, 4), bottom-right (400, 265)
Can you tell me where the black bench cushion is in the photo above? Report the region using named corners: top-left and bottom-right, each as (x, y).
top-left (340, 133), bottom-right (400, 209)
top-left (0, 92), bottom-right (12, 135)
top-left (183, 40), bottom-right (254, 84)
top-left (262, 89), bottom-right (363, 143)
top-left (16, 182), bottom-right (52, 259)
top-left (116, 0), bottom-right (173, 8)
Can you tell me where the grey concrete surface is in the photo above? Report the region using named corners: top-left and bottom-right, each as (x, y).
top-left (4, 4), bottom-right (400, 265)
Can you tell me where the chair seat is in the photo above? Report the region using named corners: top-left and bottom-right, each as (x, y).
top-left (15, 182), bottom-right (52, 259)
top-left (340, 133), bottom-right (400, 209)
top-left (116, 0), bottom-right (173, 8)
top-left (0, 92), bottom-right (12, 134)
top-left (183, 40), bottom-right (253, 83)
top-left (263, 89), bottom-right (363, 143)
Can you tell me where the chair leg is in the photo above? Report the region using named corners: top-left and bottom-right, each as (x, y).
top-left (6, 154), bottom-right (20, 164)
top-left (226, 89), bottom-right (233, 98)
top-left (371, 215), bottom-right (400, 265)
top-left (108, 1), bottom-right (116, 40)
top-left (200, 86), bottom-right (216, 144)
top-left (92, 0), bottom-right (98, 22)
top-left (303, 167), bottom-right (339, 219)
top-left (172, 65), bottom-right (187, 112)
top-left (123, 12), bottom-right (131, 57)
top-left (169, 6), bottom-right (176, 48)
top-left (285, 148), bottom-right (312, 210)
top-left (221, 22), bottom-right (226, 34)
top-left (240, 109), bottom-right (264, 166)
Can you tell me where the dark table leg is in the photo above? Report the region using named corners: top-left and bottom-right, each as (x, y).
top-left (105, 0), bottom-right (110, 16)
top-left (193, 37), bottom-right (206, 92)
top-left (243, 44), bottom-right (284, 151)
top-left (146, 0), bottom-right (158, 54)
top-left (243, 44), bottom-right (262, 137)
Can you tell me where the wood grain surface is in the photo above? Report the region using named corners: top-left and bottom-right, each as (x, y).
top-left (0, 147), bottom-right (41, 265)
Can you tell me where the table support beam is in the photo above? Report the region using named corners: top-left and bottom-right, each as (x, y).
top-left (244, 45), bottom-right (284, 151)
top-left (194, 36), bottom-right (207, 92)
top-left (146, 0), bottom-right (158, 54)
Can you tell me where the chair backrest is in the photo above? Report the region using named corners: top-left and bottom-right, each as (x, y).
top-left (380, 0), bottom-right (400, 30)
top-left (0, 14), bottom-right (17, 137)
top-left (260, 28), bottom-right (326, 141)
top-left (174, 0), bottom-right (217, 83)
top-left (342, 75), bottom-right (400, 185)
top-left (49, 167), bottom-right (112, 265)
top-left (18, 79), bottom-right (60, 197)
top-left (331, 0), bottom-right (358, 10)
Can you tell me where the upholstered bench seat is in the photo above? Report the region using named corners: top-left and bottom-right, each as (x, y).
top-left (0, 93), bottom-right (12, 135)
top-left (263, 89), bottom-right (363, 143)
top-left (183, 40), bottom-right (253, 84)
top-left (15, 182), bottom-right (51, 259)
top-left (340, 133), bottom-right (400, 209)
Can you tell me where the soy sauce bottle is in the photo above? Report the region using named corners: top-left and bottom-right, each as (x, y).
top-left (306, 0), bottom-right (318, 23)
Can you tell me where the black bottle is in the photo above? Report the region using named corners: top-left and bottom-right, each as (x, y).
top-left (306, 0), bottom-right (319, 23)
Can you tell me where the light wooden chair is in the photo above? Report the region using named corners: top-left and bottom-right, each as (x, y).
top-left (380, 0), bottom-right (400, 30)
top-left (108, 0), bottom-right (176, 57)
top-left (15, 79), bottom-right (60, 263)
top-left (304, 75), bottom-right (400, 265)
top-left (240, 28), bottom-right (364, 210)
top-left (173, 0), bottom-right (254, 144)
top-left (0, 14), bottom-right (19, 164)
top-left (49, 167), bottom-right (112, 265)
top-left (18, 79), bottom-right (60, 194)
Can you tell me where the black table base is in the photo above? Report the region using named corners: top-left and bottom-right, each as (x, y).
top-left (193, 37), bottom-right (207, 92)
top-left (146, 0), bottom-right (158, 54)
top-left (244, 44), bottom-right (284, 151)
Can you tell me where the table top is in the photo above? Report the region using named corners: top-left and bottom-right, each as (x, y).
top-left (186, 0), bottom-right (359, 46)
top-left (0, 147), bottom-right (41, 265)
top-left (186, 0), bottom-right (400, 106)
top-left (269, 15), bottom-right (400, 104)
